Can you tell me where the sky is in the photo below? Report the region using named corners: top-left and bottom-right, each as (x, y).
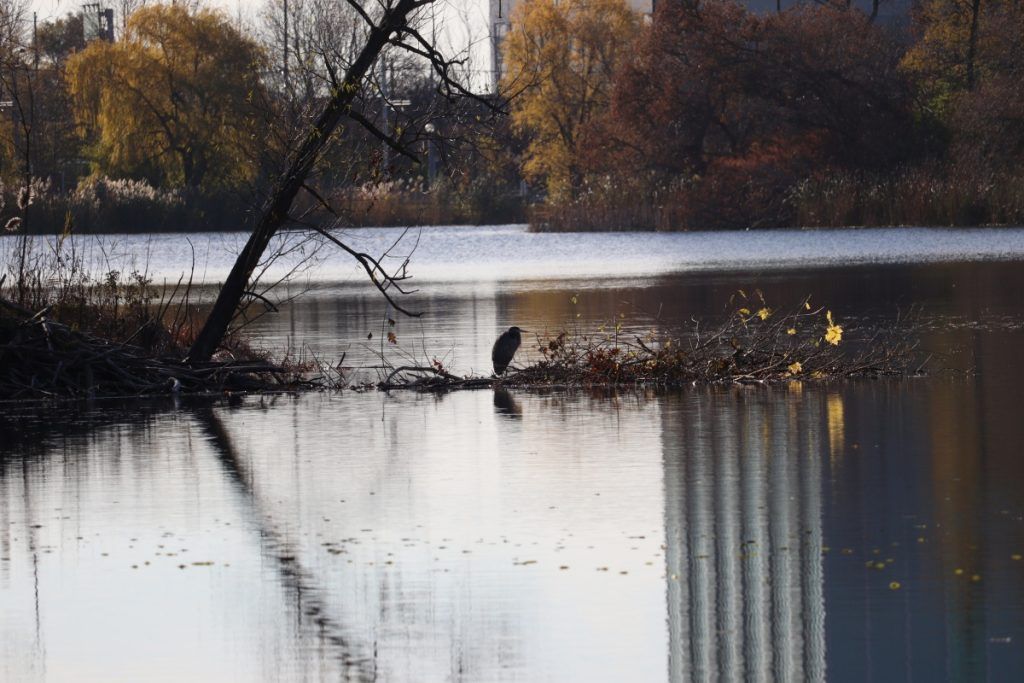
top-left (27, 0), bottom-right (496, 90)
top-left (30, 0), bottom-right (253, 23)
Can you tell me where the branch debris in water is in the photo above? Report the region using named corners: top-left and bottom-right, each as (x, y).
top-left (0, 301), bottom-right (309, 400)
top-left (375, 297), bottom-right (920, 391)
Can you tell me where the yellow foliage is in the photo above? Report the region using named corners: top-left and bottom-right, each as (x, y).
top-left (825, 310), bottom-right (843, 346)
top-left (787, 361), bottom-right (802, 375)
top-left (501, 0), bottom-right (639, 200)
top-left (901, 0), bottom-right (1003, 102)
top-left (756, 307), bottom-right (771, 321)
top-left (66, 5), bottom-right (268, 190)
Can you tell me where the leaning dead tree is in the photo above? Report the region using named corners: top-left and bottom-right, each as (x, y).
top-left (188, 0), bottom-right (491, 362)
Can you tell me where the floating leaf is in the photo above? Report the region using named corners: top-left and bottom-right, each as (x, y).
top-left (738, 307), bottom-right (751, 316)
top-left (787, 328), bottom-right (797, 335)
top-left (386, 331), bottom-right (397, 345)
top-left (889, 581), bottom-right (901, 590)
top-left (756, 307), bottom-right (771, 321)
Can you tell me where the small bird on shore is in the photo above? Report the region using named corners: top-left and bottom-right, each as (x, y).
top-left (492, 326), bottom-right (524, 376)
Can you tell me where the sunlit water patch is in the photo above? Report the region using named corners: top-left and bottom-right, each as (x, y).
top-left (7, 225), bottom-right (1024, 285)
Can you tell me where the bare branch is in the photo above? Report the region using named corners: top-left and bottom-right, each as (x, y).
top-left (346, 108), bottom-right (421, 162)
top-left (309, 225), bottom-right (422, 317)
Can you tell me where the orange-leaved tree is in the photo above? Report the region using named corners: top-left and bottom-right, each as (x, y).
top-left (593, 2), bottom-right (918, 228)
top-left (501, 0), bottom-right (639, 202)
top-left (66, 4), bottom-right (269, 191)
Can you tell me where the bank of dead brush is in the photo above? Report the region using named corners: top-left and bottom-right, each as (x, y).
top-left (0, 236), bottom-right (310, 400)
top-left (0, 304), bottom-right (309, 399)
top-left (2, 230), bottom-right (916, 398)
top-left (377, 297), bottom-right (918, 391)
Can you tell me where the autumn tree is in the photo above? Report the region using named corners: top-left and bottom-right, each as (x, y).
top-left (902, 0), bottom-right (986, 99)
top-left (589, 2), bottom-right (918, 227)
top-left (66, 4), bottom-right (269, 191)
top-left (501, 0), bottom-right (639, 201)
top-left (939, 3), bottom-right (1024, 172)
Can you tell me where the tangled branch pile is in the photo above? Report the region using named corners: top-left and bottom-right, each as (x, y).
top-left (0, 300), bottom-right (306, 400)
top-left (378, 298), bottom-right (920, 391)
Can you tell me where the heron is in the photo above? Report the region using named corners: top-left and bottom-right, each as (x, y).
top-left (492, 326), bottom-right (525, 376)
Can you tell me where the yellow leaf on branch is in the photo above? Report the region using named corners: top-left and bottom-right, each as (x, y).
top-left (825, 310), bottom-right (843, 346)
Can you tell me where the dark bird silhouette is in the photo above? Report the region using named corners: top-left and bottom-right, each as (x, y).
top-left (492, 326), bottom-right (523, 376)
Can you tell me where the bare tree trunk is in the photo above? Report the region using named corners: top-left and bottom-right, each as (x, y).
top-left (187, 0), bottom-right (421, 362)
top-left (966, 0), bottom-right (982, 90)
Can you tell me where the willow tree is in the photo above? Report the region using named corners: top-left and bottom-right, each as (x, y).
top-left (67, 4), bottom-right (268, 190)
top-left (501, 0), bottom-right (639, 201)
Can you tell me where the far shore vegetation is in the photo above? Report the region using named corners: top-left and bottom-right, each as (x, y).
top-left (1, 0), bottom-right (1023, 234)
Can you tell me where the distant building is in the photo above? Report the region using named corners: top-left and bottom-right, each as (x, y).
top-left (82, 3), bottom-right (115, 43)
top-left (741, 0), bottom-right (911, 27)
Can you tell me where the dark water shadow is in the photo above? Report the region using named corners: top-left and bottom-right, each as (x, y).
top-left (492, 388), bottom-right (522, 419)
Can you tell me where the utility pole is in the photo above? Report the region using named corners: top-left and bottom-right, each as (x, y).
top-left (380, 57), bottom-right (390, 173)
top-left (283, 0), bottom-right (289, 92)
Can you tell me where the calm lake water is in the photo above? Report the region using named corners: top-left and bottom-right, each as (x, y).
top-left (4, 226), bottom-right (1024, 681)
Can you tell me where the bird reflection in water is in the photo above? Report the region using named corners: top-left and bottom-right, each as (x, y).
top-left (493, 388), bottom-right (522, 418)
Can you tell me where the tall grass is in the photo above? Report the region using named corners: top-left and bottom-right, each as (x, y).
top-left (333, 178), bottom-right (526, 227)
top-left (5, 175), bottom-right (528, 234)
top-left (790, 167), bottom-right (1024, 228)
top-left (529, 167), bottom-right (1024, 232)
top-left (0, 232), bottom-right (198, 354)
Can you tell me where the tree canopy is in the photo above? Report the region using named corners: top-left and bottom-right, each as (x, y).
top-left (67, 4), bottom-right (269, 191)
top-left (501, 0), bottom-right (639, 201)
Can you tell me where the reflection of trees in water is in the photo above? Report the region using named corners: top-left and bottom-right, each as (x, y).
top-left (662, 386), bottom-right (825, 682)
top-left (198, 397), bottom-right (525, 682)
top-left (0, 399), bottom-right (372, 680)
top-left (0, 401), bottom-right (177, 680)
top-left (193, 406), bottom-right (373, 680)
